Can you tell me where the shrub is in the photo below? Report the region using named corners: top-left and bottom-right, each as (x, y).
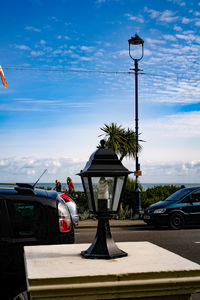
top-left (64, 180), bottom-right (184, 219)
top-left (142, 185), bottom-right (181, 209)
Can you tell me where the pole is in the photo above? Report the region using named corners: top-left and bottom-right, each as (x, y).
top-left (134, 59), bottom-right (141, 216)
top-left (128, 34), bottom-right (144, 217)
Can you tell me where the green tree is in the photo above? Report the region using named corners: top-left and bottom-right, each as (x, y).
top-left (100, 123), bottom-right (142, 161)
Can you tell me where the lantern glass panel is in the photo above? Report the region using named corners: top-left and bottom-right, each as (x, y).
top-left (82, 177), bottom-right (93, 211)
top-left (91, 177), bottom-right (114, 212)
top-left (113, 176), bottom-right (126, 211)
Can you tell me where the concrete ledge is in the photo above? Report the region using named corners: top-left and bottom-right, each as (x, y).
top-left (24, 242), bottom-right (200, 299)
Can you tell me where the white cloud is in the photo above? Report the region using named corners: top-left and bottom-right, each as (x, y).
top-left (145, 8), bottom-right (179, 23)
top-left (174, 24), bottom-right (183, 31)
top-left (119, 49), bottom-right (128, 56)
top-left (0, 156), bottom-right (84, 183)
top-left (139, 160), bottom-right (200, 183)
top-left (145, 38), bottom-right (166, 45)
top-left (176, 33), bottom-right (196, 41)
top-left (159, 10), bottom-right (179, 22)
top-left (195, 20), bottom-right (200, 26)
top-left (163, 34), bottom-right (177, 41)
top-left (144, 7), bottom-right (160, 19)
top-left (131, 111), bottom-right (200, 182)
top-left (30, 50), bottom-right (44, 56)
top-left (0, 98), bottom-right (93, 111)
top-left (80, 56), bottom-right (93, 61)
top-left (125, 13), bottom-right (144, 23)
top-left (15, 45), bottom-right (30, 50)
top-left (182, 17), bottom-right (191, 24)
top-left (25, 26), bottom-right (41, 32)
top-left (168, 0), bottom-right (186, 6)
top-left (158, 112), bottom-right (200, 137)
top-left (80, 46), bottom-right (94, 52)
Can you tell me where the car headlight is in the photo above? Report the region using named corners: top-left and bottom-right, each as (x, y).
top-left (153, 208), bottom-right (166, 214)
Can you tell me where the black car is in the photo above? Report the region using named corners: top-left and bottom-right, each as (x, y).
top-left (143, 186), bottom-right (200, 230)
top-left (0, 183), bottom-right (75, 300)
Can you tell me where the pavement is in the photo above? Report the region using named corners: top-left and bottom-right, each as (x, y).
top-left (78, 218), bottom-right (145, 228)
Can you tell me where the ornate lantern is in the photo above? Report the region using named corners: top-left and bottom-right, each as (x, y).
top-left (78, 140), bottom-right (132, 259)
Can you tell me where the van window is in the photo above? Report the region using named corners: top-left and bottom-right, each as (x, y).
top-left (7, 201), bottom-right (45, 239)
top-left (181, 190), bottom-right (200, 203)
top-left (166, 188), bottom-right (191, 201)
top-left (191, 190), bottom-right (200, 203)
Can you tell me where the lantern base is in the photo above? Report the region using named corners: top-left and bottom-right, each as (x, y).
top-left (81, 216), bottom-right (128, 259)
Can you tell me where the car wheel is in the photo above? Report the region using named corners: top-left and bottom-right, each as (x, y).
top-left (169, 213), bottom-right (184, 230)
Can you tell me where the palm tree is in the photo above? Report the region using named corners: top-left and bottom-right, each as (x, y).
top-left (100, 123), bottom-right (142, 161)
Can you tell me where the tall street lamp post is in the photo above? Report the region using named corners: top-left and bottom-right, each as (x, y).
top-left (128, 34), bottom-right (144, 216)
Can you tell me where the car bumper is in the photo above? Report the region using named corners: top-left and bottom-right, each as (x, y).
top-left (72, 215), bottom-right (79, 226)
top-left (143, 213), bottom-right (169, 226)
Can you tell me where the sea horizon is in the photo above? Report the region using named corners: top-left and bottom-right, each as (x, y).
top-left (32, 182), bottom-right (200, 192)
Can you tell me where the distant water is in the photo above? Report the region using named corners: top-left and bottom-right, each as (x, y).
top-left (140, 183), bottom-right (200, 191)
top-left (34, 182), bottom-right (200, 192)
top-left (34, 182), bottom-right (84, 192)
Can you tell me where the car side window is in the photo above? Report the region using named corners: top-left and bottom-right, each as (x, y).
top-left (191, 191), bottom-right (200, 203)
top-left (182, 191), bottom-right (200, 204)
top-left (181, 197), bottom-right (190, 204)
top-left (6, 200), bottom-right (45, 239)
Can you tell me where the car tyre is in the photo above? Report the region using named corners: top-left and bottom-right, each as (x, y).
top-left (169, 213), bottom-right (184, 230)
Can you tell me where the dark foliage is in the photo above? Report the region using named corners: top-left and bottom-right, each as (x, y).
top-left (65, 180), bottom-right (184, 218)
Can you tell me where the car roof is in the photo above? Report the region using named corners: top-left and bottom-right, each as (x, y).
top-left (182, 186), bottom-right (200, 192)
top-left (0, 183), bottom-right (59, 200)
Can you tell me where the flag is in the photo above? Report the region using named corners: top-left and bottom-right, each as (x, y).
top-left (0, 65), bottom-right (7, 88)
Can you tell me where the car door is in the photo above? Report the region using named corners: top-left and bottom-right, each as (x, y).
top-left (5, 195), bottom-right (48, 243)
top-left (0, 196), bottom-right (13, 280)
top-left (1, 194), bottom-right (49, 298)
top-left (180, 189), bottom-right (200, 225)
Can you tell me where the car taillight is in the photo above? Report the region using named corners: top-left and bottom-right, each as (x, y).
top-left (60, 219), bottom-right (71, 232)
top-left (58, 202), bottom-right (71, 233)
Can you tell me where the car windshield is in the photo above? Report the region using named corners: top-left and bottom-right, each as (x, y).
top-left (165, 188), bottom-right (192, 201)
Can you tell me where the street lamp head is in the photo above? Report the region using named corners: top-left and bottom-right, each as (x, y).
top-left (128, 33), bottom-right (144, 61)
top-left (78, 139), bottom-right (132, 215)
top-left (128, 34), bottom-right (144, 46)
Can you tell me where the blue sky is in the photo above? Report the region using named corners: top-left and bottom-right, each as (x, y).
top-left (1, 0), bottom-right (200, 183)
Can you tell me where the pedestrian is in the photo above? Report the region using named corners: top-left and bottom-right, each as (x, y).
top-left (67, 177), bottom-right (74, 193)
top-left (55, 180), bottom-right (61, 192)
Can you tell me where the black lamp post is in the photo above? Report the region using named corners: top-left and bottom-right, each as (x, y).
top-left (78, 140), bottom-right (132, 259)
top-left (128, 34), bottom-right (144, 216)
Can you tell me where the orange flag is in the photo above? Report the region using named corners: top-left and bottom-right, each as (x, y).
top-left (0, 66), bottom-right (7, 88)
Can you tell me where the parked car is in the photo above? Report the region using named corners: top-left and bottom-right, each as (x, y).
top-left (0, 183), bottom-right (75, 300)
top-left (60, 193), bottom-right (79, 226)
top-left (143, 186), bottom-right (200, 230)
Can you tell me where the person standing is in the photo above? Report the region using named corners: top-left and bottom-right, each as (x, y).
top-left (55, 180), bottom-right (61, 192)
top-left (67, 177), bottom-right (74, 193)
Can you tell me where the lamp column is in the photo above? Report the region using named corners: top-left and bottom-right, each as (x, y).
top-left (134, 58), bottom-right (141, 215)
top-left (128, 34), bottom-right (144, 216)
